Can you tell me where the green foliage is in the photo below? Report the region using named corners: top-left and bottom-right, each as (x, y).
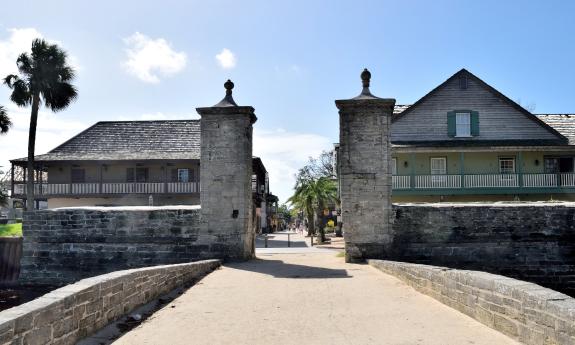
top-left (3, 38), bottom-right (78, 210)
top-left (0, 223), bottom-right (22, 237)
top-left (0, 105), bottom-right (11, 134)
top-left (277, 203), bottom-right (292, 222)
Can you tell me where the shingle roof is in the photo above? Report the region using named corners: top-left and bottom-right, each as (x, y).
top-left (12, 120), bottom-right (201, 163)
top-left (537, 114), bottom-right (575, 145)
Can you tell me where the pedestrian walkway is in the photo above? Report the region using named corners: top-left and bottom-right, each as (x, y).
top-left (255, 232), bottom-right (334, 254)
top-left (113, 251), bottom-right (518, 345)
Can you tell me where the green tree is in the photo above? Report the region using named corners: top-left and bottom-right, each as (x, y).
top-left (0, 105), bottom-right (11, 134)
top-left (4, 39), bottom-right (78, 211)
top-left (288, 177), bottom-right (337, 242)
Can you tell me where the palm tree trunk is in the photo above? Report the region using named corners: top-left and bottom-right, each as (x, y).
top-left (306, 213), bottom-right (314, 236)
top-left (26, 93), bottom-right (40, 211)
top-left (316, 209), bottom-right (326, 243)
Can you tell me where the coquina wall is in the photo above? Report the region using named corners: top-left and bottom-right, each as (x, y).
top-left (391, 203), bottom-right (575, 296)
top-left (21, 206), bottom-right (233, 285)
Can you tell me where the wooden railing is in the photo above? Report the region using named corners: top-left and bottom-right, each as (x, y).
top-left (390, 173), bottom-right (575, 190)
top-left (14, 182), bottom-right (200, 196)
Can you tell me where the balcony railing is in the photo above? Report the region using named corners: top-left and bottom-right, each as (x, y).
top-left (13, 182), bottom-right (200, 197)
top-left (392, 173), bottom-right (575, 191)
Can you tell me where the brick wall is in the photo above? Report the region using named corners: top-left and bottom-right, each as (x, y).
top-left (391, 203), bottom-right (575, 296)
top-left (0, 259), bottom-right (219, 345)
top-left (20, 206), bottom-right (230, 285)
top-left (369, 260), bottom-right (575, 345)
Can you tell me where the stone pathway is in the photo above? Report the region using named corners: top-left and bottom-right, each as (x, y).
top-left (113, 248), bottom-right (518, 345)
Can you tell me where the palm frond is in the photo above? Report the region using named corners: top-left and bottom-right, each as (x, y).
top-left (0, 106), bottom-right (11, 134)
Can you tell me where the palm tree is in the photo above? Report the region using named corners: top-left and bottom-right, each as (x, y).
top-left (288, 177), bottom-right (338, 242)
top-left (0, 105), bottom-right (11, 134)
top-left (4, 39), bottom-right (77, 210)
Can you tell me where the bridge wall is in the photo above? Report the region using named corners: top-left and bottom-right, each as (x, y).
top-left (20, 206), bottom-right (231, 285)
top-left (391, 203), bottom-right (575, 296)
top-left (369, 260), bottom-right (575, 345)
top-left (0, 259), bottom-right (219, 345)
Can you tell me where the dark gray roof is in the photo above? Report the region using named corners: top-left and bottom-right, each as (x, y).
top-left (12, 120), bottom-right (201, 163)
top-left (538, 114), bottom-right (575, 145)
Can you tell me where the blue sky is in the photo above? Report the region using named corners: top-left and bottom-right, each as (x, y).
top-left (1, 0), bottom-right (574, 202)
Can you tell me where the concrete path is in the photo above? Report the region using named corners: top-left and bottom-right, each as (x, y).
top-left (113, 249), bottom-right (518, 345)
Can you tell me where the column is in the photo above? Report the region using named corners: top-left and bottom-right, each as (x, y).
top-left (335, 69), bottom-right (396, 262)
top-left (196, 80), bottom-right (257, 260)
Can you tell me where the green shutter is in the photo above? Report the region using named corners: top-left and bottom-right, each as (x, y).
top-left (447, 112), bottom-right (456, 137)
top-left (471, 111), bottom-right (480, 136)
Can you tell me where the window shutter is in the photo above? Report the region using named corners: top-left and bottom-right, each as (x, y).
top-left (471, 111), bottom-right (480, 136)
top-left (171, 169), bottom-right (178, 182)
top-left (447, 112), bottom-right (456, 137)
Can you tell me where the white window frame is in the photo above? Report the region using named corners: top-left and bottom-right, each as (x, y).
top-left (178, 168), bottom-right (190, 183)
top-left (430, 157), bottom-right (447, 184)
top-left (455, 112), bottom-right (471, 137)
top-left (499, 158), bottom-right (515, 174)
top-left (391, 158), bottom-right (397, 175)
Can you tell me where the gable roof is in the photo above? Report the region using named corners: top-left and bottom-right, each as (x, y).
top-left (392, 69), bottom-right (568, 143)
top-left (11, 120), bottom-right (201, 163)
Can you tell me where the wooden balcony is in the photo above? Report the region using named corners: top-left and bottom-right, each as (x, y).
top-left (392, 173), bottom-right (575, 195)
top-left (13, 182), bottom-right (200, 197)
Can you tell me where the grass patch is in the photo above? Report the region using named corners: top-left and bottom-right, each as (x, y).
top-left (0, 223), bottom-right (22, 237)
top-left (335, 251), bottom-right (345, 258)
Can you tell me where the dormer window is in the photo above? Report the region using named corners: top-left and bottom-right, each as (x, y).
top-left (456, 112), bottom-right (471, 137)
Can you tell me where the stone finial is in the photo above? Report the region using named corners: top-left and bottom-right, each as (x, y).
top-left (361, 68), bottom-right (371, 88)
top-left (214, 79), bottom-right (238, 107)
top-left (354, 68), bottom-right (377, 99)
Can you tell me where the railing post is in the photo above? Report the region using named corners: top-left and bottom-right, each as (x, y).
top-left (460, 152), bottom-right (465, 189)
top-left (517, 152), bottom-right (524, 188)
top-left (409, 153), bottom-right (415, 190)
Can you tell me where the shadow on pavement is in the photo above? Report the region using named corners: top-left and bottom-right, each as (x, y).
top-left (255, 236), bottom-right (309, 248)
top-left (226, 259), bottom-right (351, 279)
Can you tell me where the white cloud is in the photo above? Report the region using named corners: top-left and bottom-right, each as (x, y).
top-left (0, 28), bottom-right (81, 78)
top-left (215, 48), bottom-right (236, 69)
top-left (0, 28), bottom-right (43, 77)
top-left (117, 112), bottom-right (199, 121)
top-left (253, 128), bottom-right (333, 203)
top-left (123, 32), bottom-right (187, 83)
top-left (0, 106), bottom-right (89, 172)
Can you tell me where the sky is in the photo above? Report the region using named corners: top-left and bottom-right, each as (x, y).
top-left (0, 0), bottom-right (574, 202)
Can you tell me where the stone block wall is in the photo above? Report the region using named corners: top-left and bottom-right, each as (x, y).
top-left (20, 206), bottom-right (230, 285)
top-left (369, 260), bottom-right (575, 345)
top-left (0, 259), bottom-right (219, 345)
top-left (391, 203), bottom-right (575, 296)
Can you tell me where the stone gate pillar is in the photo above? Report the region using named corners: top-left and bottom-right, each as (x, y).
top-left (335, 69), bottom-right (396, 263)
top-left (196, 80), bottom-right (257, 260)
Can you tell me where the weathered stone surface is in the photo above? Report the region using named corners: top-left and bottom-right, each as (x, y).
top-left (336, 72), bottom-right (396, 263)
top-left (197, 95), bottom-right (257, 261)
top-left (0, 260), bottom-right (219, 345)
top-left (391, 203), bottom-right (575, 295)
top-left (19, 206), bottom-right (228, 285)
top-left (369, 260), bottom-right (575, 345)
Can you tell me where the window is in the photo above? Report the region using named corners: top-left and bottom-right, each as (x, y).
top-left (178, 169), bottom-right (190, 183)
top-left (456, 113), bottom-right (471, 137)
top-left (391, 158), bottom-right (397, 175)
top-left (127, 167), bottom-right (148, 182)
top-left (499, 158), bottom-right (515, 174)
top-left (430, 158), bottom-right (447, 175)
top-left (71, 168), bottom-right (85, 183)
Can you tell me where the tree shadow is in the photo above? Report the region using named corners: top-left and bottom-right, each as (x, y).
top-left (225, 259), bottom-right (351, 279)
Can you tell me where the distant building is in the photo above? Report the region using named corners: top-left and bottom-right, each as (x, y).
top-left (335, 69), bottom-right (575, 202)
top-left (10, 120), bottom-right (274, 218)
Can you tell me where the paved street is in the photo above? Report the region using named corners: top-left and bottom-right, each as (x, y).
top-left (113, 235), bottom-right (518, 345)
